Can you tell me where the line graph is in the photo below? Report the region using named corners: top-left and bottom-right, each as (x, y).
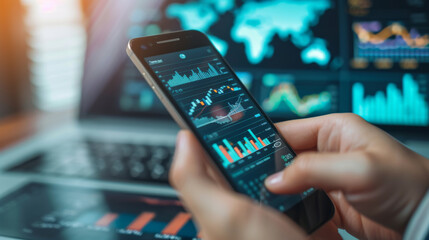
top-left (353, 22), bottom-right (429, 48)
top-left (187, 85), bottom-right (241, 116)
top-left (262, 83), bottom-right (332, 117)
top-left (352, 21), bottom-right (429, 62)
top-left (192, 96), bottom-right (251, 128)
top-left (167, 63), bottom-right (227, 87)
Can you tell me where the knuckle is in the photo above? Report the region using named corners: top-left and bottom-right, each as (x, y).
top-left (357, 152), bottom-right (379, 181)
top-left (324, 113), bottom-right (366, 127)
top-left (293, 154), bottom-right (313, 173)
top-left (344, 113), bottom-right (366, 124)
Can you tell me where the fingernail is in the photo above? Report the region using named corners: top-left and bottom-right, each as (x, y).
top-left (265, 172), bottom-right (283, 187)
top-left (175, 131), bottom-right (186, 149)
top-left (173, 132), bottom-right (186, 160)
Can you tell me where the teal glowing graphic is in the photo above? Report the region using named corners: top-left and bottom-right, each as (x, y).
top-left (166, 0), bottom-right (233, 55)
top-left (262, 74), bottom-right (332, 117)
top-left (353, 74), bottom-right (429, 126)
top-left (165, 0), bottom-right (332, 66)
top-left (236, 72), bottom-right (253, 90)
top-left (231, 0), bottom-right (332, 65)
top-left (301, 38), bottom-right (331, 66)
top-left (212, 129), bottom-right (272, 167)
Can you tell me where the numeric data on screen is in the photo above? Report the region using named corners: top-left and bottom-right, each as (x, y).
top-left (145, 47), bottom-right (292, 170)
top-left (144, 46), bottom-right (304, 208)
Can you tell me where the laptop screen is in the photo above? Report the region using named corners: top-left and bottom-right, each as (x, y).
top-left (79, 0), bottom-right (429, 130)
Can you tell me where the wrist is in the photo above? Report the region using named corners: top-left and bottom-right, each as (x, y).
top-left (402, 154), bottom-right (429, 231)
top-left (403, 190), bottom-right (429, 240)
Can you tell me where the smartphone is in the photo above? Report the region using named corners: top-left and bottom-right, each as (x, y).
top-left (127, 30), bottom-right (334, 233)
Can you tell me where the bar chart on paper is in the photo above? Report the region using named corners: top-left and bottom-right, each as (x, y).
top-left (212, 128), bottom-right (273, 167)
top-left (353, 73), bottom-right (429, 126)
top-left (41, 195), bottom-right (201, 239)
top-left (0, 183), bottom-right (202, 240)
top-left (88, 210), bottom-right (195, 236)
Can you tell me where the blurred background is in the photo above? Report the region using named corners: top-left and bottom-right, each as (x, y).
top-left (0, 1), bottom-right (427, 239)
top-left (0, 0), bottom-right (428, 135)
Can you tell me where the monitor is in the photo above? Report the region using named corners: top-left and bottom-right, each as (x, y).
top-left (79, 0), bottom-right (429, 131)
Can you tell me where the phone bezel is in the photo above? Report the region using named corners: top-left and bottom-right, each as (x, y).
top-left (128, 30), bottom-right (334, 233)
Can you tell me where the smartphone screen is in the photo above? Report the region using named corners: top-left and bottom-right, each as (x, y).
top-left (143, 45), bottom-right (315, 212)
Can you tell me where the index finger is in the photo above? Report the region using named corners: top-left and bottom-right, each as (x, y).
top-left (275, 116), bottom-right (326, 151)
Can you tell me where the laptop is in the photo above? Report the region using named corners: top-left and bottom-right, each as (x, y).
top-left (0, 0), bottom-right (428, 239)
top-left (0, 1), bottom-right (186, 238)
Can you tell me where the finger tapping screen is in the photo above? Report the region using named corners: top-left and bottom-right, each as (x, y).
top-left (144, 46), bottom-right (314, 211)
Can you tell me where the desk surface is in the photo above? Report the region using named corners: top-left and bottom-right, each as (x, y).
top-left (0, 110), bottom-right (74, 151)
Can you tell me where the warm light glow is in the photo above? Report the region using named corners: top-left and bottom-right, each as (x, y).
top-left (21, 0), bottom-right (86, 111)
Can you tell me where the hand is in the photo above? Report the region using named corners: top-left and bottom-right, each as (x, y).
top-left (169, 130), bottom-right (311, 240)
top-left (265, 113), bottom-right (429, 239)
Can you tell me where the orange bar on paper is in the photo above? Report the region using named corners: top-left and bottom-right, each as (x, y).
top-left (250, 140), bottom-right (259, 150)
top-left (162, 212), bottom-right (191, 235)
top-left (258, 137), bottom-right (266, 147)
top-left (127, 212), bottom-right (155, 231)
top-left (95, 213), bottom-right (118, 227)
top-left (219, 145), bottom-right (234, 163)
top-left (234, 147), bottom-right (244, 158)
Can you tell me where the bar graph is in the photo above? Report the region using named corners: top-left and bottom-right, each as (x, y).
top-left (161, 212), bottom-right (192, 235)
top-left (127, 212), bottom-right (155, 231)
top-left (212, 129), bottom-right (271, 167)
top-left (167, 63), bottom-right (227, 87)
top-left (0, 183), bottom-right (202, 240)
top-left (353, 74), bottom-right (429, 126)
top-left (95, 213), bottom-right (118, 227)
top-left (90, 211), bottom-right (194, 236)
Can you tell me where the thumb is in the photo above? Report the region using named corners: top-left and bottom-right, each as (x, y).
top-left (265, 151), bottom-right (373, 194)
top-left (170, 131), bottom-right (232, 217)
top-left (170, 130), bottom-right (217, 194)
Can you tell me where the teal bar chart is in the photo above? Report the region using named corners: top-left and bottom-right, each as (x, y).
top-left (353, 74), bottom-right (429, 126)
top-left (212, 129), bottom-right (271, 167)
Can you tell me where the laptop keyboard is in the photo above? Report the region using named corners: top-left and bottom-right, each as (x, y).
top-left (8, 139), bottom-right (175, 184)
